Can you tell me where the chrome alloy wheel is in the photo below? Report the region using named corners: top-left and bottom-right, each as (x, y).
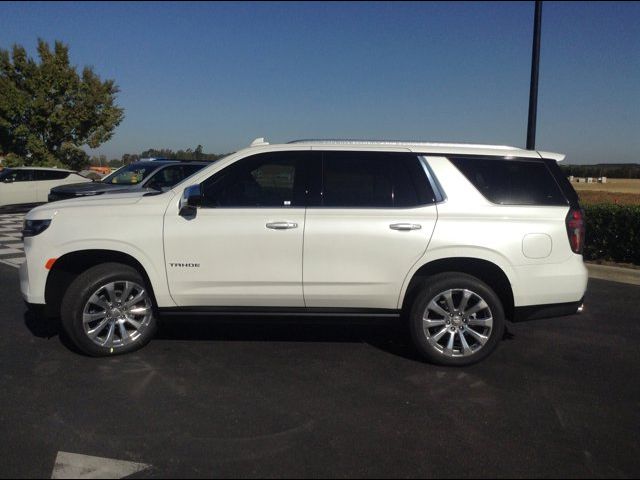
top-left (422, 289), bottom-right (493, 358)
top-left (82, 281), bottom-right (154, 349)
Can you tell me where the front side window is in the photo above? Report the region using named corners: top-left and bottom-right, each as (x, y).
top-left (0, 169), bottom-right (34, 182)
top-left (201, 152), bottom-right (306, 208)
top-left (320, 152), bottom-right (434, 208)
top-left (101, 164), bottom-right (158, 185)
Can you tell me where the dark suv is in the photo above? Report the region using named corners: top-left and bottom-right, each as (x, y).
top-left (48, 160), bottom-right (210, 202)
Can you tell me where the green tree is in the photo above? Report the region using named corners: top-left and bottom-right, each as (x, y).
top-left (0, 39), bottom-right (124, 170)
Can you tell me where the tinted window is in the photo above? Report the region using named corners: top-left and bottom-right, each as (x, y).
top-left (543, 158), bottom-right (580, 208)
top-left (35, 170), bottom-right (70, 181)
top-left (147, 165), bottom-right (185, 189)
top-left (102, 164), bottom-right (158, 185)
top-left (182, 164), bottom-right (206, 178)
top-left (450, 157), bottom-right (567, 206)
top-left (201, 152), bottom-right (306, 208)
top-left (321, 152), bottom-right (434, 208)
top-left (1, 169), bottom-right (34, 182)
top-left (147, 164), bottom-right (206, 189)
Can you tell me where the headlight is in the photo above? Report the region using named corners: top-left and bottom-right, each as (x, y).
top-left (22, 219), bottom-right (52, 238)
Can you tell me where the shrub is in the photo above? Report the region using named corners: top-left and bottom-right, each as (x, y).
top-left (583, 204), bottom-right (640, 265)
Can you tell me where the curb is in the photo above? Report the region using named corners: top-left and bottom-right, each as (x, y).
top-left (586, 263), bottom-right (640, 286)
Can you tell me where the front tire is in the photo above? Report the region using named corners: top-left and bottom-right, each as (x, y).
top-left (409, 272), bottom-right (505, 366)
top-left (60, 263), bottom-right (157, 356)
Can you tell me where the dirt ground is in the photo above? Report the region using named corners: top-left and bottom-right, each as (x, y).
top-left (568, 178), bottom-right (640, 205)
top-left (571, 178), bottom-right (640, 193)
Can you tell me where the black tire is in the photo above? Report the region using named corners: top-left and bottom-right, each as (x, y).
top-left (60, 262), bottom-right (157, 356)
top-left (409, 272), bottom-right (505, 366)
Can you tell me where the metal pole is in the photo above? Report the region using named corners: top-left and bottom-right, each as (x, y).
top-left (526, 0), bottom-right (542, 150)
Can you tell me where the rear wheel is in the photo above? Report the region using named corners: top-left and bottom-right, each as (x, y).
top-left (60, 263), bottom-right (157, 356)
top-left (409, 272), bottom-right (505, 366)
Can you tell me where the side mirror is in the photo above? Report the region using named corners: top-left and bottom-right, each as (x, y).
top-left (179, 184), bottom-right (202, 217)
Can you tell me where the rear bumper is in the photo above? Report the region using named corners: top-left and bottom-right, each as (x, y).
top-left (512, 298), bottom-right (584, 322)
top-left (511, 254), bottom-right (588, 306)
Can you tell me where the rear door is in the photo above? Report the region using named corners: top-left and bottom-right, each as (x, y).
top-left (303, 151), bottom-right (438, 310)
top-left (34, 170), bottom-right (72, 202)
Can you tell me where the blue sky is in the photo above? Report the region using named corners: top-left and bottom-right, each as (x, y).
top-left (1, 1), bottom-right (638, 164)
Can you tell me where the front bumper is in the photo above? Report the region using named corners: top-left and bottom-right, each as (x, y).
top-left (19, 259), bottom-right (43, 304)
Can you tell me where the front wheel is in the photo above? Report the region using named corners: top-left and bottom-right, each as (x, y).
top-left (409, 272), bottom-right (505, 366)
top-left (60, 263), bottom-right (158, 356)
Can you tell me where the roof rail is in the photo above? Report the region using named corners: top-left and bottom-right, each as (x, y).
top-left (287, 139), bottom-right (517, 149)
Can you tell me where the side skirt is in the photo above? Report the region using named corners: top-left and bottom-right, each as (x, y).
top-left (158, 306), bottom-right (401, 319)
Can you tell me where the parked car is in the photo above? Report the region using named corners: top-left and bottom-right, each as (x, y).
top-left (21, 138), bottom-right (587, 365)
top-left (47, 160), bottom-right (210, 202)
top-left (0, 167), bottom-right (91, 210)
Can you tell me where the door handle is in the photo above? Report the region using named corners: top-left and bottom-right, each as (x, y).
top-left (389, 223), bottom-right (422, 231)
top-left (266, 221), bottom-right (298, 230)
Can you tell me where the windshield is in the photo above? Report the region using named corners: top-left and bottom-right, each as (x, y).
top-left (101, 164), bottom-right (158, 185)
top-left (0, 169), bottom-right (13, 181)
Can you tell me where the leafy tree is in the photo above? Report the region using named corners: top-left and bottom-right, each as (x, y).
top-left (135, 146), bottom-right (222, 162)
top-left (0, 39), bottom-right (124, 170)
top-left (121, 153), bottom-right (140, 165)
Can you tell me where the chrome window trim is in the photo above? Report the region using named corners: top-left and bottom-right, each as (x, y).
top-left (418, 156), bottom-right (447, 204)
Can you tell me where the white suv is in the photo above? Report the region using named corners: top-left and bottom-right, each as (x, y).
top-left (0, 167), bottom-right (91, 209)
top-left (19, 139), bottom-right (588, 365)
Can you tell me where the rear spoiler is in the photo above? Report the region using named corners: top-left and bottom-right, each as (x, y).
top-left (537, 151), bottom-right (565, 162)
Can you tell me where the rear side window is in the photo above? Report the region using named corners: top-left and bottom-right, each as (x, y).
top-left (147, 165), bottom-right (185, 189)
top-left (450, 157), bottom-right (567, 206)
top-left (182, 164), bottom-right (206, 178)
top-left (320, 152), bottom-right (435, 208)
top-left (35, 170), bottom-right (70, 181)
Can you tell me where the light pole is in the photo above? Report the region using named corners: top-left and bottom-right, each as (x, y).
top-left (526, 0), bottom-right (543, 150)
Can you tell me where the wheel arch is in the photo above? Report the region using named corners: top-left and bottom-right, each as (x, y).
top-left (45, 249), bottom-right (157, 317)
top-left (400, 257), bottom-right (515, 321)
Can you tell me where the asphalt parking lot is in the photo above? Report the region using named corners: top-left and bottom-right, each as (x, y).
top-left (1, 261), bottom-right (639, 478)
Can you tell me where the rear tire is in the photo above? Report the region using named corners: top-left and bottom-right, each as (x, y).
top-left (60, 263), bottom-right (157, 356)
top-left (409, 272), bottom-right (505, 366)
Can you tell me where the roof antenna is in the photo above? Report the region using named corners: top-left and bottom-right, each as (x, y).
top-left (250, 137), bottom-right (269, 147)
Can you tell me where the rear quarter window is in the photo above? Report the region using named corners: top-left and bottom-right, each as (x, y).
top-left (450, 157), bottom-right (567, 206)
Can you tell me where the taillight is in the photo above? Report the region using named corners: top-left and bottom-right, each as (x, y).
top-left (566, 208), bottom-right (585, 254)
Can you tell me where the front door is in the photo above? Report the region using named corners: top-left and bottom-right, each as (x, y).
top-left (163, 150), bottom-right (313, 307)
top-left (0, 169), bottom-right (37, 206)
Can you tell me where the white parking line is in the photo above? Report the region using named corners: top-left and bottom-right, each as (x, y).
top-left (51, 451), bottom-right (151, 479)
top-left (0, 213), bottom-right (25, 269)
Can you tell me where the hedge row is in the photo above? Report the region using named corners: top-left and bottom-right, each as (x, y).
top-left (583, 204), bottom-right (640, 265)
